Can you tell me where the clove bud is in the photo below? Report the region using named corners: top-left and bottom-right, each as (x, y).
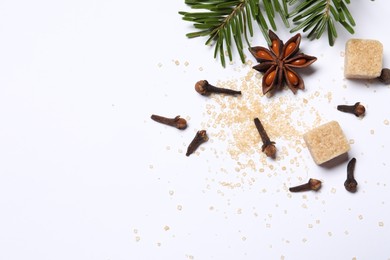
top-left (151, 114), bottom-right (187, 130)
top-left (253, 118), bottom-right (276, 158)
top-left (379, 68), bottom-right (390, 84)
top-left (337, 102), bottom-right (365, 117)
top-left (344, 157), bottom-right (358, 193)
top-left (289, 178), bottom-right (322, 192)
top-left (186, 130), bottom-right (209, 156)
top-left (195, 80), bottom-right (241, 96)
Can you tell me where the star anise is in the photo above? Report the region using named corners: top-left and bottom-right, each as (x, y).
top-left (249, 30), bottom-right (317, 95)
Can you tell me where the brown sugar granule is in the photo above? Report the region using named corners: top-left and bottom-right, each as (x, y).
top-left (201, 67), bottom-right (326, 172)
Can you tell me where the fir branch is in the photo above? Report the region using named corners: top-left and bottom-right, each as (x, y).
top-left (179, 0), bottom-right (355, 66)
top-left (288, 0), bottom-right (355, 46)
top-left (179, 0), bottom-right (287, 67)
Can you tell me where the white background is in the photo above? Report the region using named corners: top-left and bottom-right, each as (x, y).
top-left (0, 1), bottom-right (389, 259)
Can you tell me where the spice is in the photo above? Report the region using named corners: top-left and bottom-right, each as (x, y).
top-left (344, 157), bottom-right (358, 193)
top-left (337, 102), bottom-right (365, 117)
top-left (253, 117), bottom-right (276, 158)
top-left (249, 30), bottom-right (317, 94)
top-left (379, 68), bottom-right (390, 84)
top-left (289, 178), bottom-right (322, 192)
top-left (186, 130), bottom-right (209, 156)
top-left (195, 80), bottom-right (241, 96)
top-left (151, 114), bottom-right (187, 130)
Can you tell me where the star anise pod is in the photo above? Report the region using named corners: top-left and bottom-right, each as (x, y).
top-left (249, 30), bottom-right (317, 95)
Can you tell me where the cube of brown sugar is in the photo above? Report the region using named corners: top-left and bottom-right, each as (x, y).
top-left (344, 39), bottom-right (383, 79)
top-left (303, 121), bottom-right (350, 165)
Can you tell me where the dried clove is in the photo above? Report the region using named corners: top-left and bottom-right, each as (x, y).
top-left (337, 102), bottom-right (365, 117)
top-left (344, 157), bottom-right (358, 193)
top-left (186, 130), bottom-right (209, 156)
top-left (151, 114), bottom-right (187, 130)
top-left (195, 80), bottom-right (241, 96)
top-left (289, 178), bottom-right (322, 192)
top-left (253, 118), bottom-right (276, 158)
top-left (379, 68), bottom-right (390, 84)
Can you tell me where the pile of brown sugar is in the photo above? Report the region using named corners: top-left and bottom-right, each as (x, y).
top-left (200, 61), bottom-right (328, 175)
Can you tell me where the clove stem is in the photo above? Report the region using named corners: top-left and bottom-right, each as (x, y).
top-left (379, 68), bottom-right (390, 84)
top-left (289, 178), bottom-right (322, 192)
top-left (337, 102), bottom-right (365, 117)
top-left (195, 80), bottom-right (241, 96)
top-left (151, 115), bottom-right (187, 130)
top-left (254, 118), bottom-right (276, 158)
top-left (344, 157), bottom-right (358, 193)
top-left (186, 130), bottom-right (209, 156)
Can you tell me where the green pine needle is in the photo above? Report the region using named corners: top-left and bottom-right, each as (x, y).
top-left (289, 0), bottom-right (355, 46)
top-left (179, 0), bottom-right (355, 66)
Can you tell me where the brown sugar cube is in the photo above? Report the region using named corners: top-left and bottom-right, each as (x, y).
top-left (344, 39), bottom-right (383, 79)
top-left (303, 121), bottom-right (350, 165)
